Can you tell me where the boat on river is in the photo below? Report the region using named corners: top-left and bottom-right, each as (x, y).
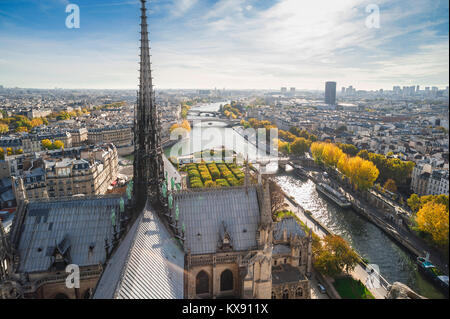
top-left (315, 183), bottom-right (352, 208)
top-left (292, 165), bottom-right (308, 179)
top-left (417, 257), bottom-right (449, 296)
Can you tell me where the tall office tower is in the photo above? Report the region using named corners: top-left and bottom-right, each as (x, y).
top-left (416, 85), bottom-right (420, 92)
top-left (325, 81), bottom-right (337, 105)
top-left (402, 86), bottom-right (407, 95)
top-left (133, 0), bottom-right (166, 213)
top-left (281, 87), bottom-right (287, 94)
top-left (341, 87), bottom-right (346, 95)
top-left (290, 87), bottom-right (296, 93)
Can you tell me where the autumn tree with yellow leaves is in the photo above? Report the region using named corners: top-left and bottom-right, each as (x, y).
top-left (337, 155), bottom-right (379, 191)
top-left (416, 201), bottom-right (449, 248)
top-left (170, 120), bottom-right (191, 133)
top-left (310, 142), bottom-right (343, 167)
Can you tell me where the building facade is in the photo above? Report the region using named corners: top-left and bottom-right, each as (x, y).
top-left (325, 82), bottom-right (337, 106)
top-left (10, 144), bottom-right (118, 200)
top-left (88, 125), bottom-right (132, 148)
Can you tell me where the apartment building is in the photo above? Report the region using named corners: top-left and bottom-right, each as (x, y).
top-left (12, 144), bottom-right (118, 200)
top-left (69, 128), bottom-right (88, 147)
top-left (87, 125), bottom-right (132, 148)
top-left (411, 162), bottom-right (449, 196)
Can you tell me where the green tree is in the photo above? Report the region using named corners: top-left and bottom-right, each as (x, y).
top-left (407, 194), bottom-right (421, 213)
top-left (290, 137), bottom-right (310, 156)
top-left (338, 143), bottom-right (359, 156)
top-left (314, 235), bottom-right (360, 276)
top-left (383, 179), bottom-right (397, 193)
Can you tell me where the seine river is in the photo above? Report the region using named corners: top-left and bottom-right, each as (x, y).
top-left (164, 101), bottom-right (445, 299)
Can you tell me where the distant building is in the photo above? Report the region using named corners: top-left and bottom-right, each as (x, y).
top-left (281, 87), bottom-right (287, 94)
top-left (427, 170), bottom-right (449, 196)
top-left (69, 128), bottom-right (88, 147)
top-left (325, 82), bottom-right (337, 105)
top-left (10, 143), bottom-right (118, 200)
top-left (290, 87), bottom-right (296, 94)
top-left (411, 163), bottom-right (449, 196)
top-left (87, 125), bottom-right (132, 148)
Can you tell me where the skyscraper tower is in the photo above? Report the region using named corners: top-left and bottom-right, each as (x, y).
top-left (325, 81), bottom-right (337, 105)
top-left (133, 0), bottom-right (165, 213)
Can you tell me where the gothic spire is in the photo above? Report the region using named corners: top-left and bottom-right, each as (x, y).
top-left (133, 0), bottom-right (166, 213)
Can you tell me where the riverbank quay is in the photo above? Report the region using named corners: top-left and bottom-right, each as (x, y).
top-left (279, 186), bottom-right (390, 299)
top-left (306, 168), bottom-right (449, 277)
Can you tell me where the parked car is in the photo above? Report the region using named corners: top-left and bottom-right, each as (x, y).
top-left (318, 283), bottom-right (327, 294)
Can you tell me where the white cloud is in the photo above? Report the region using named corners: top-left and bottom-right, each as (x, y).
top-left (0, 0), bottom-right (447, 89)
top-left (150, 0), bottom-right (449, 89)
top-left (171, 0), bottom-right (198, 17)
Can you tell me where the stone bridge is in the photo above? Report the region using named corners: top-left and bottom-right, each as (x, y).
top-left (188, 110), bottom-right (221, 117)
top-left (187, 118), bottom-right (241, 127)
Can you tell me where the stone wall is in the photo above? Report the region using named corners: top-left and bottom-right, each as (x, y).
top-left (186, 262), bottom-right (240, 299)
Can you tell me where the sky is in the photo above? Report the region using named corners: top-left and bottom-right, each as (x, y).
top-left (0, 0), bottom-right (448, 90)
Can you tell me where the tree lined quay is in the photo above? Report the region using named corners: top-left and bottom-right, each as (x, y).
top-left (277, 185), bottom-right (389, 299)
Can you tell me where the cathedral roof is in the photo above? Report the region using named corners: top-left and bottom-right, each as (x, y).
top-left (272, 263), bottom-right (306, 284)
top-left (273, 244), bottom-right (291, 255)
top-left (93, 201), bottom-right (185, 299)
top-left (175, 186), bottom-right (261, 255)
top-left (273, 216), bottom-right (306, 241)
top-left (15, 195), bottom-right (125, 273)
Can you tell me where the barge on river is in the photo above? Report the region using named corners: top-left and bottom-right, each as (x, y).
top-left (316, 183), bottom-right (352, 208)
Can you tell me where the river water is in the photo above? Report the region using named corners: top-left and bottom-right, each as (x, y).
top-left (164, 101), bottom-right (445, 299)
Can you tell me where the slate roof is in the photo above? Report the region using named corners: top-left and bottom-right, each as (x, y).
top-left (175, 186), bottom-right (261, 255)
top-left (16, 196), bottom-right (125, 273)
top-left (93, 201), bottom-right (185, 299)
top-left (273, 244), bottom-right (291, 255)
top-left (273, 216), bottom-right (306, 241)
top-left (272, 263), bottom-right (305, 285)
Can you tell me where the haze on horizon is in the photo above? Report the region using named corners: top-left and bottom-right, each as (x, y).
top-left (0, 0), bottom-right (448, 91)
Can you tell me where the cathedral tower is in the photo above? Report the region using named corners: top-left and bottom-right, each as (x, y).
top-left (133, 0), bottom-right (166, 213)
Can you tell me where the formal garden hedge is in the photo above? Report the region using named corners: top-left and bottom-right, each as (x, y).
top-left (181, 161), bottom-right (245, 188)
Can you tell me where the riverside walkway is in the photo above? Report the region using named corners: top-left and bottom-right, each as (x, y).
top-left (315, 171), bottom-right (449, 277)
top-left (281, 190), bottom-right (390, 299)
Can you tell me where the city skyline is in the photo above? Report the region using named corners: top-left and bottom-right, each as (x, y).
top-left (0, 0), bottom-right (449, 90)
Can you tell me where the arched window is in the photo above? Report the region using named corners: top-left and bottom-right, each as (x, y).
top-left (282, 289), bottom-right (289, 299)
top-left (274, 260), bottom-right (277, 266)
top-left (220, 269), bottom-right (233, 291)
top-left (271, 291), bottom-right (276, 299)
top-left (54, 293), bottom-right (69, 299)
top-left (296, 287), bottom-right (303, 297)
top-left (196, 271), bottom-right (209, 295)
